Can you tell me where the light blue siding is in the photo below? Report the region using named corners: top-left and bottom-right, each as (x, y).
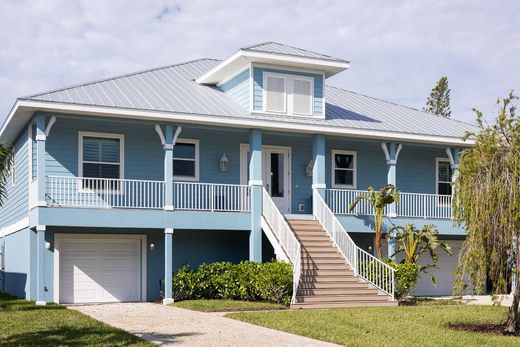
top-left (0, 127), bottom-right (29, 228)
top-left (1, 228), bottom-right (31, 298)
top-left (218, 69), bottom-right (250, 110)
top-left (252, 67), bottom-right (324, 116)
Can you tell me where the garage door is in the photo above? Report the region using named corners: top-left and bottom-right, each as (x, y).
top-left (57, 235), bottom-right (145, 304)
top-left (382, 239), bottom-right (463, 296)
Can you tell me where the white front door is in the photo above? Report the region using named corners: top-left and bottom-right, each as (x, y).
top-left (263, 147), bottom-right (291, 213)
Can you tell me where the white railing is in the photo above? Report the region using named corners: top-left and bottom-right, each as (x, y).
top-left (174, 182), bottom-right (250, 212)
top-left (314, 190), bottom-right (395, 300)
top-left (46, 176), bottom-right (165, 209)
top-left (262, 188), bottom-right (301, 304)
top-left (325, 188), bottom-right (452, 219)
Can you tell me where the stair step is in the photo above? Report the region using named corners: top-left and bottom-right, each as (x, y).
top-left (291, 301), bottom-right (398, 309)
top-left (300, 263), bottom-right (351, 270)
top-left (300, 241), bottom-right (334, 247)
top-left (302, 247), bottom-right (340, 253)
top-left (297, 288), bottom-right (378, 296)
top-left (295, 294), bottom-right (390, 303)
top-left (298, 282), bottom-right (369, 289)
top-left (288, 220), bottom-right (320, 224)
top-left (301, 257), bottom-right (346, 264)
top-left (300, 275), bottom-right (360, 282)
top-left (297, 236), bottom-right (332, 242)
top-left (300, 271), bottom-right (355, 278)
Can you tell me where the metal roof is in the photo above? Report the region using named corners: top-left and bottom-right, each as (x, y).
top-left (241, 42), bottom-right (348, 63)
top-left (21, 58), bottom-right (475, 139)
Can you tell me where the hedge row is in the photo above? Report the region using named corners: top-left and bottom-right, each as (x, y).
top-left (172, 261), bottom-right (293, 305)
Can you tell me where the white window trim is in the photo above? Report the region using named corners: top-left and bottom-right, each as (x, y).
top-left (331, 150), bottom-right (357, 189)
top-left (262, 72), bottom-right (314, 116)
top-left (173, 139), bottom-right (200, 182)
top-left (78, 131), bottom-right (125, 180)
top-left (435, 157), bottom-right (452, 196)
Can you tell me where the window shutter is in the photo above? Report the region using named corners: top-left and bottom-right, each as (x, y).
top-left (293, 79), bottom-right (312, 115)
top-left (265, 76), bottom-right (286, 113)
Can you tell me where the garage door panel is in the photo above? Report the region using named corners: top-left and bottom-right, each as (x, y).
top-left (58, 235), bottom-right (144, 304)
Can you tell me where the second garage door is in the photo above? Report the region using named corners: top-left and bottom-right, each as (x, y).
top-left (57, 235), bottom-right (145, 304)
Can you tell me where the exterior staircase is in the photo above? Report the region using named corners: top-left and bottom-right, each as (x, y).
top-left (288, 219), bottom-right (397, 309)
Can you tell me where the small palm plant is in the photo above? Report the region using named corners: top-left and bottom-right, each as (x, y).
top-left (0, 144), bottom-right (13, 205)
top-left (348, 184), bottom-right (399, 258)
top-left (388, 224), bottom-right (451, 299)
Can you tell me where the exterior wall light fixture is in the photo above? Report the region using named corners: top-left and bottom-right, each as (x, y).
top-left (149, 242), bottom-right (155, 251)
top-left (219, 154), bottom-right (229, 172)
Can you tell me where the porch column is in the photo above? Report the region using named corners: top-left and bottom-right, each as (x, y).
top-left (35, 225), bottom-right (46, 305)
top-left (164, 125), bottom-right (174, 211)
top-left (249, 129), bottom-right (262, 262)
top-left (381, 142), bottom-right (402, 260)
top-left (36, 114), bottom-right (46, 207)
top-left (163, 228), bottom-right (174, 304)
top-left (312, 134), bottom-right (326, 216)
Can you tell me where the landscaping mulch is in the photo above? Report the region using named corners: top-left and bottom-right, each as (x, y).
top-left (448, 323), bottom-right (520, 336)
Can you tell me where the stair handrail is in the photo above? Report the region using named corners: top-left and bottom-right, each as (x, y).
top-left (313, 190), bottom-right (395, 300)
top-left (262, 188), bottom-right (301, 304)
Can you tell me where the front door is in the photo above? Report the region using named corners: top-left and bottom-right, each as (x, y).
top-left (263, 147), bottom-right (290, 213)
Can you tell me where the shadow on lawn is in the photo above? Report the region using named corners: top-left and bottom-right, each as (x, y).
top-left (3, 326), bottom-right (146, 346)
top-left (448, 323), bottom-right (520, 337)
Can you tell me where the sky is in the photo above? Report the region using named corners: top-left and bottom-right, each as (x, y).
top-left (0, 0), bottom-right (518, 125)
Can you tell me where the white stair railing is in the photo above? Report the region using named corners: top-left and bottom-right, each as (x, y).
top-left (314, 190), bottom-right (395, 300)
top-left (262, 188), bottom-right (301, 304)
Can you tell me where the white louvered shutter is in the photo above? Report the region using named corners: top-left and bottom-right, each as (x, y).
top-left (265, 76), bottom-right (286, 113)
top-left (293, 79), bottom-right (312, 115)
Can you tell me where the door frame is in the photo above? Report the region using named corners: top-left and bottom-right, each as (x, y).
top-left (53, 233), bottom-right (147, 304)
top-left (240, 144), bottom-right (292, 213)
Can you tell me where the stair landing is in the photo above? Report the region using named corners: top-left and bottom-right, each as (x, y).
top-left (288, 219), bottom-right (397, 309)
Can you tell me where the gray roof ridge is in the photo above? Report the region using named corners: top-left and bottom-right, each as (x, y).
top-left (325, 84), bottom-right (476, 128)
top-left (241, 41), bottom-right (349, 63)
top-left (23, 58), bottom-right (222, 100)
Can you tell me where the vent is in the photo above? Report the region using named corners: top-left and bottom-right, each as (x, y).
top-left (265, 76), bottom-right (286, 113)
top-left (293, 79), bottom-right (312, 115)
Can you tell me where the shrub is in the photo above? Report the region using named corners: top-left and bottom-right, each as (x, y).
top-left (387, 260), bottom-right (420, 301)
top-left (171, 260), bottom-right (292, 305)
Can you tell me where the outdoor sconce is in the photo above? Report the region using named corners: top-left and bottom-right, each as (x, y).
top-left (305, 161), bottom-right (313, 177)
top-left (219, 153), bottom-right (229, 172)
top-left (149, 242), bottom-right (155, 251)
top-left (45, 241), bottom-right (51, 250)
top-left (368, 245), bottom-right (373, 252)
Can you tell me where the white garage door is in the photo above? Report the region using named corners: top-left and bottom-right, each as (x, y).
top-left (56, 235), bottom-right (145, 304)
top-left (382, 239), bottom-right (463, 297)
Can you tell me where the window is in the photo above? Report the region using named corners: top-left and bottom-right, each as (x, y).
top-left (263, 72), bottom-right (314, 116)
top-left (264, 75), bottom-right (286, 113)
top-left (293, 78), bottom-right (312, 115)
top-left (173, 140), bottom-right (199, 181)
top-left (79, 132), bottom-right (124, 189)
top-left (332, 150), bottom-right (356, 188)
top-left (436, 159), bottom-right (453, 195)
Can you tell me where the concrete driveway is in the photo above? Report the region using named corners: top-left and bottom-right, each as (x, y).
top-left (72, 303), bottom-right (339, 346)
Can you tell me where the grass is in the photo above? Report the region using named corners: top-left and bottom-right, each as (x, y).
top-left (0, 293), bottom-right (152, 346)
top-left (226, 305), bottom-right (520, 347)
top-left (173, 299), bottom-right (287, 312)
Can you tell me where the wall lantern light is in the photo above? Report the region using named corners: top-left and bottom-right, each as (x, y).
top-left (305, 161), bottom-right (313, 177)
top-left (149, 242), bottom-right (155, 251)
top-left (219, 153), bottom-right (229, 172)
top-left (45, 241), bottom-right (51, 250)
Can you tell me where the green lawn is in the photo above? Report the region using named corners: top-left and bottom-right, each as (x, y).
top-left (0, 293), bottom-right (151, 346)
top-left (173, 299), bottom-right (286, 312)
top-left (226, 305), bottom-right (520, 347)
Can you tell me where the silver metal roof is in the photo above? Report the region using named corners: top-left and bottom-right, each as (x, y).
top-left (21, 58), bottom-right (475, 139)
top-left (241, 42), bottom-right (348, 63)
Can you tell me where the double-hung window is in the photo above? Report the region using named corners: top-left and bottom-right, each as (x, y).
top-left (332, 150), bottom-right (357, 188)
top-left (173, 140), bottom-right (199, 181)
top-left (79, 132), bottom-right (124, 189)
top-left (263, 72), bottom-right (314, 116)
top-left (436, 159), bottom-right (453, 195)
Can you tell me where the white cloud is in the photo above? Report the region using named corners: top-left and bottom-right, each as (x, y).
top-left (0, 0), bottom-right (518, 124)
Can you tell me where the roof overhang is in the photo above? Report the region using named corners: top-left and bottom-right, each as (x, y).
top-left (0, 99), bottom-right (475, 147)
top-left (196, 50), bottom-right (350, 85)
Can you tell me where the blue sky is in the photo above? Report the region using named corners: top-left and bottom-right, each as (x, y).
top-left (0, 0), bottom-right (518, 124)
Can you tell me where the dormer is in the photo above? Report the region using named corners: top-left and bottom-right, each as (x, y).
top-left (197, 42), bottom-right (349, 118)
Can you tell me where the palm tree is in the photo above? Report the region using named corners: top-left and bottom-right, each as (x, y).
top-left (388, 223), bottom-right (451, 286)
top-left (348, 184), bottom-right (399, 258)
top-left (0, 144), bottom-right (13, 206)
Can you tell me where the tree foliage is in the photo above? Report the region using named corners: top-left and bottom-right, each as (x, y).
top-left (0, 144), bottom-right (13, 206)
top-left (387, 224), bottom-right (451, 301)
top-left (452, 91), bottom-right (520, 333)
top-left (424, 76), bottom-right (451, 118)
top-left (349, 185), bottom-right (399, 258)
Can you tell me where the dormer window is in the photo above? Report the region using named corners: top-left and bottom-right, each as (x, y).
top-left (263, 72), bottom-right (314, 116)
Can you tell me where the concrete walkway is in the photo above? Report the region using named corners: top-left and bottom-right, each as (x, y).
top-left (72, 303), bottom-right (339, 347)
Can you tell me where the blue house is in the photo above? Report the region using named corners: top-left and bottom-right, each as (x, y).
top-left (0, 42), bottom-right (473, 308)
